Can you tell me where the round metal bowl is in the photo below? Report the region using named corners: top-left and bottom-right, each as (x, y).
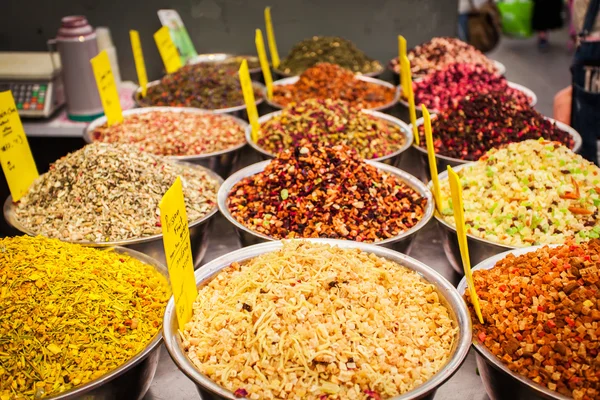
top-left (265, 75), bottom-right (400, 112)
top-left (163, 238), bottom-right (472, 400)
top-left (84, 107), bottom-right (248, 178)
top-left (217, 159), bottom-right (434, 253)
top-left (4, 162), bottom-right (223, 268)
top-left (398, 81), bottom-right (538, 113)
top-left (33, 246), bottom-right (167, 400)
top-left (457, 245), bottom-right (570, 400)
top-left (133, 80), bottom-right (266, 121)
top-left (187, 53), bottom-right (263, 81)
top-left (244, 109), bottom-right (413, 167)
top-left (272, 63), bottom-right (385, 79)
top-left (388, 59), bottom-right (507, 84)
top-left (411, 114), bottom-right (583, 181)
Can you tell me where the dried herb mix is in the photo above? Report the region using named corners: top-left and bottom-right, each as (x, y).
top-left (14, 143), bottom-right (219, 242)
top-left (278, 36), bottom-right (382, 76)
top-left (272, 63), bottom-right (396, 109)
top-left (417, 92), bottom-right (575, 161)
top-left (91, 110), bottom-right (246, 157)
top-left (257, 99), bottom-right (406, 159)
top-left (228, 143), bottom-right (427, 242)
top-left (0, 236), bottom-right (170, 399)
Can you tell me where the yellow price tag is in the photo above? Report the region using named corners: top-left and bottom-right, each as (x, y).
top-left (255, 29), bottom-right (273, 100)
top-left (264, 7), bottom-right (280, 69)
top-left (154, 26), bottom-right (182, 74)
top-left (239, 60), bottom-right (260, 143)
top-left (447, 166), bottom-right (484, 324)
top-left (401, 54), bottom-right (418, 146)
top-left (159, 176), bottom-right (198, 330)
top-left (422, 105), bottom-right (441, 211)
top-left (398, 35), bottom-right (408, 95)
top-left (130, 30), bottom-right (148, 97)
top-left (0, 91), bottom-right (39, 201)
top-left (90, 50), bottom-right (123, 126)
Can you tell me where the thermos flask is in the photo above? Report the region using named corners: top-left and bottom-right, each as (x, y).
top-left (48, 16), bottom-right (104, 121)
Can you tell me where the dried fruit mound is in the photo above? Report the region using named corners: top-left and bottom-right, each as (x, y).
top-left (227, 143), bottom-right (427, 242)
top-left (468, 240), bottom-right (600, 400)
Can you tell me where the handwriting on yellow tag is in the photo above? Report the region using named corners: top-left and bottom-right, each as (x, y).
top-left (90, 50), bottom-right (123, 126)
top-left (0, 91), bottom-right (39, 201)
top-left (160, 176), bottom-right (198, 330)
top-left (255, 29), bottom-right (273, 100)
top-left (401, 54), bottom-right (418, 145)
top-left (130, 30), bottom-right (148, 97)
top-left (264, 7), bottom-right (280, 69)
top-left (154, 26), bottom-right (182, 74)
top-left (239, 60), bottom-right (260, 143)
top-left (448, 166), bottom-right (483, 324)
top-left (422, 105), bottom-right (441, 210)
top-left (398, 35), bottom-right (408, 95)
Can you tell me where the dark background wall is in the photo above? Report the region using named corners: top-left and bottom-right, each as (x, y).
top-left (1, 0), bottom-right (458, 81)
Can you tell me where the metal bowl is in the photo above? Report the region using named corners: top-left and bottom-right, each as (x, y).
top-left (187, 53), bottom-right (263, 82)
top-left (457, 245), bottom-right (570, 400)
top-left (133, 80), bottom-right (266, 121)
top-left (388, 59), bottom-right (507, 84)
top-left (272, 63), bottom-right (385, 79)
top-left (84, 107), bottom-right (248, 178)
top-left (217, 159), bottom-right (434, 253)
top-left (411, 114), bottom-right (583, 181)
top-left (163, 238), bottom-right (472, 400)
top-left (4, 162), bottom-right (223, 268)
top-left (265, 75), bottom-right (400, 112)
top-left (36, 246), bottom-right (167, 400)
top-left (244, 109), bottom-right (413, 167)
top-left (398, 81), bottom-right (538, 113)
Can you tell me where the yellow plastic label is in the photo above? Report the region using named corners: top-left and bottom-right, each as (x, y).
top-left (90, 50), bottom-right (124, 126)
top-left (239, 60), bottom-right (260, 143)
top-left (398, 35), bottom-right (408, 95)
top-left (130, 30), bottom-right (148, 97)
top-left (0, 91), bottom-right (39, 201)
top-left (159, 176), bottom-right (198, 330)
top-left (401, 54), bottom-right (418, 145)
top-left (154, 26), bottom-right (182, 74)
top-left (264, 7), bottom-right (280, 69)
top-left (422, 105), bottom-right (441, 210)
top-left (448, 166), bottom-right (484, 324)
top-left (255, 29), bottom-right (273, 100)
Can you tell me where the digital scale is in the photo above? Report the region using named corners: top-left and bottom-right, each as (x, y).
top-left (0, 52), bottom-right (65, 118)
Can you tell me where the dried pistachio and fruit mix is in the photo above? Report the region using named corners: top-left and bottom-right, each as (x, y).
top-left (227, 143), bottom-right (427, 242)
top-left (14, 143), bottom-right (219, 242)
top-left (468, 241), bottom-right (600, 399)
top-left (0, 236), bottom-right (170, 399)
top-left (182, 241), bottom-right (457, 400)
top-left (439, 139), bottom-right (600, 247)
top-left (256, 99), bottom-right (406, 159)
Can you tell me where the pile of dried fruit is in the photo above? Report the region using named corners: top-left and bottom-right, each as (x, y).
top-left (257, 99), bottom-right (406, 159)
top-left (0, 236), bottom-right (170, 399)
top-left (272, 63), bottom-right (396, 109)
top-left (417, 92), bottom-right (575, 160)
top-left (227, 143), bottom-right (427, 241)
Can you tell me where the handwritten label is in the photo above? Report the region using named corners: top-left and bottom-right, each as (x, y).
top-left (448, 166), bottom-right (483, 324)
top-left (90, 50), bottom-right (123, 126)
top-left (255, 29), bottom-right (273, 100)
top-left (401, 54), bottom-right (418, 145)
top-left (422, 105), bottom-right (441, 210)
top-left (398, 35), bottom-right (408, 95)
top-left (154, 26), bottom-right (182, 74)
top-left (130, 30), bottom-right (149, 97)
top-left (239, 60), bottom-right (260, 142)
top-left (264, 7), bottom-right (280, 69)
top-left (0, 91), bottom-right (39, 201)
top-left (160, 176), bottom-right (198, 330)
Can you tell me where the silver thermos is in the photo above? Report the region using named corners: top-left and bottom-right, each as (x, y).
top-left (49, 16), bottom-right (104, 121)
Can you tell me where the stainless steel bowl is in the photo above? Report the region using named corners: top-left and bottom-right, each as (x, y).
top-left (163, 238), bottom-right (472, 400)
top-left (244, 109), bottom-right (414, 167)
top-left (411, 114), bottom-right (583, 181)
top-left (398, 81), bottom-right (538, 113)
top-left (388, 59), bottom-right (507, 84)
top-left (4, 162), bottom-right (223, 268)
top-left (84, 107), bottom-right (248, 178)
top-left (265, 75), bottom-right (400, 112)
top-left (133, 80), bottom-right (267, 121)
top-left (38, 246), bottom-right (167, 400)
top-left (217, 159), bottom-right (434, 253)
top-left (187, 53), bottom-right (263, 82)
top-left (272, 63), bottom-right (385, 79)
top-left (457, 245), bottom-right (570, 400)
